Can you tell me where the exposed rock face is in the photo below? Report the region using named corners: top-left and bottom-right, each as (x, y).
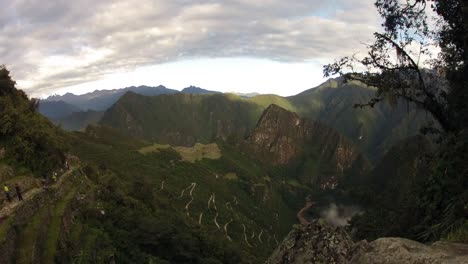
top-left (266, 221), bottom-right (468, 264)
top-left (247, 104), bottom-right (307, 165)
top-left (246, 104), bottom-right (368, 188)
top-left (352, 238), bottom-right (468, 264)
top-left (266, 220), bottom-right (356, 264)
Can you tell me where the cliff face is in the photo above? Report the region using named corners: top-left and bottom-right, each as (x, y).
top-left (247, 104), bottom-right (306, 165)
top-left (266, 220), bottom-right (468, 264)
top-left (246, 104), bottom-right (368, 188)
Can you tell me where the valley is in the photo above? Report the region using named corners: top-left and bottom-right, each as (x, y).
top-left (1, 62), bottom-right (466, 263)
top-left (42, 78), bottom-right (431, 161)
top-left (1, 0), bottom-right (467, 263)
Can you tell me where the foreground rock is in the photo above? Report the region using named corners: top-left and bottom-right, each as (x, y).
top-left (352, 238), bottom-right (468, 264)
top-left (266, 220), bottom-right (356, 264)
top-left (266, 220), bottom-right (468, 264)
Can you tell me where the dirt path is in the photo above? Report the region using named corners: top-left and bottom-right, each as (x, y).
top-left (214, 212), bottom-right (220, 229)
top-left (258, 229), bottom-right (264, 243)
top-left (297, 195), bottom-right (314, 225)
top-left (179, 182), bottom-right (196, 198)
top-left (207, 193), bottom-right (217, 210)
top-left (159, 180), bottom-right (165, 191)
top-left (223, 218), bottom-right (233, 241)
top-left (242, 224), bottom-right (253, 248)
top-left (198, 212), bottom-right (203, 225)
top-left (0, 168), bottom-right (76, 222)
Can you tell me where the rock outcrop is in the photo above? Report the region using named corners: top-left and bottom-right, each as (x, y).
top-left (266, 220), bottom-right (357, 264)
top-left (352, 238), bottom-right (468, 264)
top-left (266, 220), bottom-right (468, 264)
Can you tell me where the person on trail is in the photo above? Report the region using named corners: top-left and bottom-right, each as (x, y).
top-left (52, 172), bottom-right (57, 183)
top-left (3, 184), bottom-right (11, 203)
top-left (15, 183), bottom-right (23, 201)
top-left (65, 161), bottom-right (70, 170)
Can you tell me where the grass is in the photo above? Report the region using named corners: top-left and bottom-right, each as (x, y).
top-left (139, 142), bottom-right (222, 163)
top-left (444, 221), bottom-right (468, 243)
top-left (0, 217), bottom-right (14, 241)
top-left (224, 173), bottom-right (238, 180)
top-left (42, 188), bottom-right (77, 263)
top-left (138, 143), bottom-right (171, 154)
top-left (69, 130), bottom-right (301, 262)
top-left (15, 205), bottom-right (49, 264)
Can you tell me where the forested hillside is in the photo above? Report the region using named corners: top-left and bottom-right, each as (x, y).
top-left (99, 78), bottom-right (428, 162)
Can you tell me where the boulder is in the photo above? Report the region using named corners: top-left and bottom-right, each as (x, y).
top-left (266, 220), bottom-right (356, 264)
top-left (266, 220), bottom-right (468, 264)
top-left (351, 238), bottom-right (468, 264)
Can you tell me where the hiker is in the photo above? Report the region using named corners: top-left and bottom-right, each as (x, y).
top-left (65, 161), bottom-right (70, 170)
top-left (15, 183), bottom-right (23, 201)
top-left (3, 184), bottom-right (11, 203)
top-left (52, 172), bottom-right (57, 182)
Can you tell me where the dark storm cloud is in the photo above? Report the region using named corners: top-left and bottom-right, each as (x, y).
top-left (0, 0), bottom-right (379, 96)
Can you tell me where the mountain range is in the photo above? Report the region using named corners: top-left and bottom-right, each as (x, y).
top-left (91, 78), bottom-right (430, 161)
top-left (2, 65), bottom-right (463, 263)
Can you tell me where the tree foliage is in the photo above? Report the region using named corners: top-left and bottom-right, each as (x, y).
top-left (325, 1), bottom-right (467, 242)
top-left (0, 65), bottom-right (67, 176)
top-left (324, 0), bottom-right (467, 134)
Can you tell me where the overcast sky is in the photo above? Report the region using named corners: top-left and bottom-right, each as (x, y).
top-left (1, 0), bottom-right (380, 98)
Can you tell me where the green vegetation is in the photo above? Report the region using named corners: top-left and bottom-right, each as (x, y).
top-left (445, 221), bottom-right (468, 243)
top-left (323, 0), bottom-right (468, 245)
top-left (15, 205), bottom-right (49, 263)
top-left (64, 126), bottom-right (301, 263)
top-left (0, 66), bottom-right (66, 176)
top-left (100, 80), bottom-right (428, 161)
top-left (43, 188), bottom-right (76, 263)
top-left (138, 143), bottom-right (171, 154)
top-left (140, 142), bottom-right (222, 163)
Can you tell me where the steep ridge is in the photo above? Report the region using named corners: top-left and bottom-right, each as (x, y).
top-left (246, 104), bottom-right (369, 188)
top-left (289, 78), bottom-right (432, 160)
top-left (100, 92), bottom-right (263, 146)
top-left (38, 101), bottom-right (82, 120)
top-left (343, 135), bottom-right (436, 241)
top-left (54, 110), bottom-right (104, 131)
top-left (97, 78), bottom-right (429, 161)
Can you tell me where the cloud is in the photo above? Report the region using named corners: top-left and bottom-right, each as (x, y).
top-left (0, 0), bottom-right (379, 96)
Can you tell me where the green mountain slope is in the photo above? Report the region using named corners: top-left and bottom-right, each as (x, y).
top-left (289, 78), bottom-right (432, 160)
top-left (342, 135), bottom-right (435, 240)
top-left (38, 100), bottom-right (82, 120)
top-left (66, 125), bottom-right (304, 263)
top-left (55, 110), bottom-right (104, 131)
top-left (0, 67), bottom-right (66, 175)
top-left (100, 78), bottom-right (430, 161)
top-left (100, 92), bottom-right (265, 146)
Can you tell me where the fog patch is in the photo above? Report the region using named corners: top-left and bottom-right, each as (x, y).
top-left (320, 203), bottom-right (361, 227)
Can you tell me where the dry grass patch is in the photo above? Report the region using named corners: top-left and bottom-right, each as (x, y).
top-left (224, 173), bottom-right (238, 180)
top-left (139, 143), bottom-right (221, 163)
